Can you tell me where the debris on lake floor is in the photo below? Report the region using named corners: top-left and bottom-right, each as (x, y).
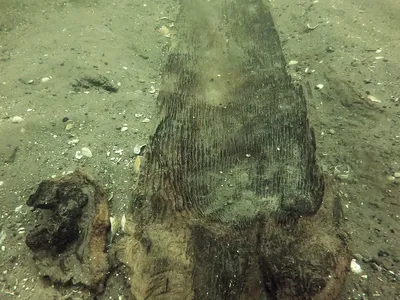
top-left (25, 170), bottom-right (110, 293)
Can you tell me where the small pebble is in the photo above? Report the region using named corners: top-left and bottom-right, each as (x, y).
top-left (371, 262), bottom-right (382, 272)
top-left (62, 117), bottom-right (69, 122)
top-left (353, 253), bottom-right (363, 261)
top-left (81, 147), bottom-right (93, 158)
top-left (11, 116), bottom-right (24, 123)
top-left (350, 259), bottom-right (362, 274)
top-left (41, 77), bottom-right (51, 83)
top-left (326, 46), bottom-right (335, 53)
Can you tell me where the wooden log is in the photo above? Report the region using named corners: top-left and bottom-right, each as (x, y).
top-left (117, 0), bottom-right (349, 299)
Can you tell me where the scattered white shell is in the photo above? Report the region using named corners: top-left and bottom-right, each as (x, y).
top-left (81, 147), bottom-right (93, 158)
top-left (394, 172), bottom-right (400, 178)
top-left (149, 86), bottom-right (156, 94)
top-left (67, 139), bottom-right (79, 145)
top-left (134, 144), bottom-right (146, 155)
top-left (367, 95), bottom-right (381, 103)
top-left (75, 151), bottom-right (83, 160)
top-left (121, 214), bottom-right (126, 232)
top-left (0, 181), bottom-right (4, 187)
top-left (1, 246), bottom-right (5, 252)
top-left (134, 113), bottom-right (143, 118)
top-left (159, 25), bottom-right (170, 37)
top-left (315, 84), bottom-right (324, 90)
top-left (114, 149), bottom-right (123, 155)
top-left (41, 77), bottom-right (51, 83)
top-left (121, 126), bottom-right (128, 132)
top-left (350, 259), bottom-right (362, 274)
top-left (11, 116), bottom-right (24, 123)
top-left (142, 118), bottom-right (150, 123)
top-left (15, 205), bottom-right (23, 213)
top-left (287, 60), bottom-right (298, 66)
top-left (109, 216), bottom-right (119, 243)
top-left (306, 23), bottom-right (319, 30)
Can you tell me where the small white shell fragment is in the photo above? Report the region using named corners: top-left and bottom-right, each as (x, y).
top-left (350, 259), bottom-right (362, 274)
top-left (67, 139), bottom-right (79, 145)
top-left (142, 118), bottom-right (150, 123)
top-left (75, 151), bottom-right (83, 160)
top-left (110, 217), bottom-right (117, 234)
top-left (1, 246), bottom-right (5, 252)
top-left (121, 126), bottom-right (128, 132)
top-left (133, 145), bottom-right (141, 154)
top-left (121, 214), bottom-right (126, 232)
top-left (149, 86), bottom-right (156, 94)
top-left (11, 116), bottom-right (24, 123)
top-left (135, 113), bottom-right (143, 118)
top-left (315, 84), bottom-right (324, 90)
top-left (15, 205), bottom-right (23, 213)
top-left (287, 60), bottom-right (298, 66)
top-left (114, 149), bottom-right (123, 155)
top-left (81, 147), bottom-right (93, 158)
top-left (0, 181), bottom-right (4, 187)
top-left (27, 80), bottom-right (34, 84)
top-left (394, 172), bottom-right (400, 178)
top-left (110, 216), bottom-right (119, 242)
top-left (367, 95), bottom-right (381, 103)
top-left (159, 25), bottom-right (170, 37)
top-left (133, 144), bottom-right (146, 155)
top-left (41, 77), bottom-right (51, 83)
top-left (375, 56), bottom-right (384, 60)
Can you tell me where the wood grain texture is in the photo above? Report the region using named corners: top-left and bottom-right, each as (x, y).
top-left (134, 0), bottom-right (323, 226)
top-left (120, 1), bottom-right (349, 299)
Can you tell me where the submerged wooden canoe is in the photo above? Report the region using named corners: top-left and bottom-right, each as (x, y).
top-left (118, 0), bottom-right (349, 299)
